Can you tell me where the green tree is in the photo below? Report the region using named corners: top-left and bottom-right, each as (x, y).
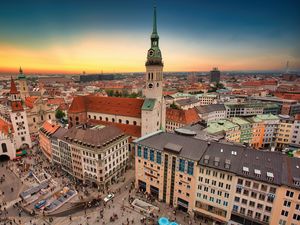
top-left (106, 90), bottom-right (114, 96)
top-left (170, 102), bottom-right (180, 110)
top-left (55, 109), bottom-right (65, 120)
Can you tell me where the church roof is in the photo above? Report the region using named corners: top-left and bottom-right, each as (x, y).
top-left (10, 77), bottom-right (19, 95)
top-left (25, 96), bottom-right (39, 109)
top-left (68, 95), bottom-right (144, 118)
top-left (11, 101), bottom-right (24, 112)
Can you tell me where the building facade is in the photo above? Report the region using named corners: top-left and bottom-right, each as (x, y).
top-left (291, 114), bottom-right (300, 146)
top-left (39, 121), bottom-right (60, 161)
top-left (53, 125), bottom-right (129, 187)
top-left (275, 115), bottom-right (294, 149)
top-left (210, 67), bottom-right (221, 83)
top-left (196, 104), bottom-right (226, 123)
top-left (134, 131), bottom-right (300, 225)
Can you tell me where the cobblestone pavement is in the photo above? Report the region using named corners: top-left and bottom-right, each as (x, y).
top-left (0, 149), bottom-right (206, 225)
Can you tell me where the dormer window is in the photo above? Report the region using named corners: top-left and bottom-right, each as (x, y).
top-left (267, 172), bottom-right (274, 181)
top-left (242, 166), bottom-right (249, 174)
top-left (203, 155), bottom-right (210, 164)
top-left (293, 177), bottom-right (300, 187)
top-left (214, 157), bottom-right (220, 167)
top-left (254, 169), bottom-right (261, 177)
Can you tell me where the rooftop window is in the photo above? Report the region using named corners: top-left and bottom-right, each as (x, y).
top-left (242, 166), bottom-right (249, 174)
top-left (254, 169), bottom-right (261, 177)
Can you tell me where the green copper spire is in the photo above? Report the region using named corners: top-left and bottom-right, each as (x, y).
top-left (17, 66), bottom-right (26, 80)
top-left (151, 6), bottom-right (159, 40)
top-left (153, 6), bottom-right (157, 35)
top-left (146, 5), bottom-right (163, 66)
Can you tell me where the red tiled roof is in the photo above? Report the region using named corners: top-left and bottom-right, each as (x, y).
top-left (57, 103), bottom-right (69, 111)
top-left (47, 98), bottom-right (65, 105)
top-left (41, 121), bottom-right (60, 134)
top-left (242, 80), bottom-right (277, 87)
top-left (11, 101), bottom-right (23, 112)
top-left (166, 107), bottom-right (200, 124)
top-left (163, 91), bottom-right (177, 96)
top-left (25, 96), bottom-right (39, 108)
top-left (68, 95), bottom-right (144, 118)
top-left (89, 119), bottom-right (141, 138)
top-left (10, 77), bottom-right (19, 94)
top-left (0, 118), bottom-right (12, 135)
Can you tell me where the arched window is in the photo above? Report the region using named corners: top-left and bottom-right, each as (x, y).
top-left (100, 116), bottom-right (102, 120)
top-left (126, 120), bottom-right (129, 124)
top-left (1, 143), bottom-right (7, 153)
top-left (148, 73), bottom-right (150, 80)
top-left (151, 73), bottom-right (154, 80)
top-left (88, 115), bottom-right (91, 119)
top-left (112, 118), bottom-right (115, 122)
top-left (133, 121), bottom-right (137, 126)
top-left (106, 117), bottom-right (108, 121)
top-left (69, 117), bottom-right (72, 121)
top-left (76, 116), bottom-right (79, 121)
top-left (119, 119), bottom-right (122, 123)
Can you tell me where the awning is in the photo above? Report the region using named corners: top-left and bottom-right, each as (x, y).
top-left (16, 150), bottom-right (27, 156)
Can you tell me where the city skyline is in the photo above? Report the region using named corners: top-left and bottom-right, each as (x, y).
top-left (0, 0), bottom-right (300, 74)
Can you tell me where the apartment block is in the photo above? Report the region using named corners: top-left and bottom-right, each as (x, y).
top-left (205, 120), bottom-right (241, 143)
top-left (275, 115), bottom-right (294, 149)
top-left (134, 131), bottom-right (300, 225)
top-left (196, 104), bottom-right (226, 123)
top-left (51, 125), bottom-right (129, 187)
top-left (291, 114), bottom-right (300, 146)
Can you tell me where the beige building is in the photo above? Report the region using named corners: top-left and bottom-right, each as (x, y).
top-left (25, 96), bottom-right (56, 134)
top-left (270, 157), bottom-right (300, 225)
top-left (52, 125), bottom-right (129, 188)
top-left (275, 115), bottom-right (294, 149)
top-left (134, 131), bottom-right (300, 225)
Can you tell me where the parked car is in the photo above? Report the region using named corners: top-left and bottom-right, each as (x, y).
top-left (34, 200), bottom-right (47, 209)
top-left (103, 193), bottom-right (114, 203)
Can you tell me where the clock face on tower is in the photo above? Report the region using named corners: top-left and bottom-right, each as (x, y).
top-left (148, 49), bottom-right (154, 57)
top-left (148, 83), bottom-right (153, 89)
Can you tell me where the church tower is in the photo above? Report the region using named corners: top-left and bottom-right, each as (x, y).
top-left (17, 67), bottom-right (29, 101)
top-left (143, 6), bottom-right (163, 99)
top-left (141, 6), bottom-right (166, 136)
top-left (9, 77), bottom-right (32, 149)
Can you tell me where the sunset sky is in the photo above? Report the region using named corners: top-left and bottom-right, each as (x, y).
top-left (0, 0), bottom-right (299, 74)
